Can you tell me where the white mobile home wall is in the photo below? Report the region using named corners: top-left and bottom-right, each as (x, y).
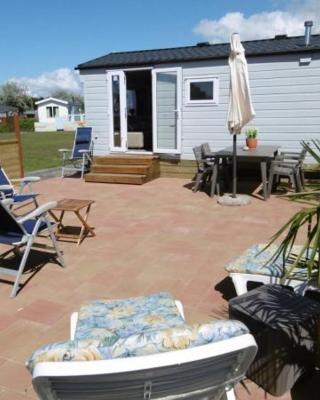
top-left (80, 52), bottom-right (320, 161)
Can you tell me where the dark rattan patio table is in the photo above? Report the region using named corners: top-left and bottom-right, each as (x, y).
top-left (229, 284), bottom-right (320, 396)
top-left (212, 145), bottom-right (279, 200)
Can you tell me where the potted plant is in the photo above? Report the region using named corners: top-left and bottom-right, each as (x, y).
top-left (245, 127), bottom-right (258, 149)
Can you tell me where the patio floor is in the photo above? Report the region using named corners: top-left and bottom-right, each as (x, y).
top-left (0, 177), bottom-right (304, 399)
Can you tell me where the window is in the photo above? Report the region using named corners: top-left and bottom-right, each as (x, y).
top-left (186, 77), bottom-right (219, 105)
top-left (46, 106), bottom-right (59, 118)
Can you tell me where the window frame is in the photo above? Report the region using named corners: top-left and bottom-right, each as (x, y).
top-left (46, 106), bottom-right (60, 118)
top-left (52, 106), bottom-right (59, 117)
top-left (185, 76), bottom-right (219, 106)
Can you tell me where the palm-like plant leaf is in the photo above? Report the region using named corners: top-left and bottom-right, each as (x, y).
top-left (262, 139), bottom-right (320, 284)
top-left (264, 204), bottom-right (320, 284)
top-left (302, 139), bottom-right (320, 164)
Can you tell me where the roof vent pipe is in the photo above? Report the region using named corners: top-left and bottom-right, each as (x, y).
top-left (304, 20), bottom-right (313, 46)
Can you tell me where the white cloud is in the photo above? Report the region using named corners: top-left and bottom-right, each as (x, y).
top-left (9, 68), bottom-right (81, 97)
top-left (193, 0), bottom-right (320, 43)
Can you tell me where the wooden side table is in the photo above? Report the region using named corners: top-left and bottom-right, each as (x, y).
top-left (49, 199), bottom-right (95, 245)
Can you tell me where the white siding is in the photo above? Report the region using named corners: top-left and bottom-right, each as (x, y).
top-left (37, 101), bottom-right (68, 123)
top-left (80, 70), bottom-right (109, 155)
top-left (80, 52), bottom-right (320, 161)
top-left (179, 54), bottom-right (320, 160)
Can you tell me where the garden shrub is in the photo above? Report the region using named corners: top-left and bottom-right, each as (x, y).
top-left (0, 122), bottom-right (10, 133)
top-left (19, 118), bottom-right (35, 132)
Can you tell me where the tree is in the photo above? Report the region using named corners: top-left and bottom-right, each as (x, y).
top-left (0, 81), bottom-right (33, 113)
top-left (51, 89), bottom-right (84, 112)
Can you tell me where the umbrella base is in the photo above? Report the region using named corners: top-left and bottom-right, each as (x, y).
top-left (217, 194), bottom-right (251, 206)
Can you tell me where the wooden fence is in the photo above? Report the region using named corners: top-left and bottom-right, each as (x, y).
top-left (0, 114), bottom-right (24, 178)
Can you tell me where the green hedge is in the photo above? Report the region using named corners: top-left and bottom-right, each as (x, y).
top-left (0, 122), bottom-right (10, 133)
top-left (19, 118), bottom-right (35, 132)
top-left (0, 117), bottom-right (35, 133)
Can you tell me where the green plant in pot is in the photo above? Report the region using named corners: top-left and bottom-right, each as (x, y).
top-left (245, 127), bottom-right (258, 149)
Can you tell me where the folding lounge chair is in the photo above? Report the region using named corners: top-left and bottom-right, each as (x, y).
top-left (0, 200), bottom-right (65, 298)
top-left (27, 292), bottom-right (257, 400)
top-left (225, 243), bottom-right (316, 296)
top-left (0, 166), bottom-right (39, 208)
top-left (59, 127), bottom-right (93, 178)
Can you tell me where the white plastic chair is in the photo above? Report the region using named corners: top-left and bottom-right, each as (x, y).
top-left (31, 300), bottom-right (257, 400)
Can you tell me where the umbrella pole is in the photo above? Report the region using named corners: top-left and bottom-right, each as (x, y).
top-left (232, 134), bottom-right (237, 198)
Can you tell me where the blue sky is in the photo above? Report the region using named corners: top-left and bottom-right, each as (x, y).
top-left (1, 0), bottom-right (318, 95)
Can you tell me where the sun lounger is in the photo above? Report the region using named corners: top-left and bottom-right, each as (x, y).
top-left (225, 243), bottom-right (315, 296)
top-left (27, 292), bottom-right (257, 400)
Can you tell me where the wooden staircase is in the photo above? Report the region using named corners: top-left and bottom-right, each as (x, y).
top-left (85, 155), bottom-right (160, 185)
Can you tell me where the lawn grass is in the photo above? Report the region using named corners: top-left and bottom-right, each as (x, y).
top-left (0, 131), bottom-right (75, 172)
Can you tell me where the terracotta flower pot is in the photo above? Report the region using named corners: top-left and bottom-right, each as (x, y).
top-left (246, 138), bottom-right (258, 149)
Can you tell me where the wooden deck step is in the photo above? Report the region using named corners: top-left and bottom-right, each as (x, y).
top-left (91, 164), bottom-right (149, 175)
top-left (85, 173), bottom-right (147, 185)
top-left (93, 155), bottom-right (158, 166)
top-left (86, 155), bottom-right (160, 185)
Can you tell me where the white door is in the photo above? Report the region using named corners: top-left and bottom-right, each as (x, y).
top-left (152, 68), bottom-right (182, 154)
top-left (107, 71), bottom-right (127, 152)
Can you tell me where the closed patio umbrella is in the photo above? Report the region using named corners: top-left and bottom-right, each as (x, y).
top-left (227, 33), bottom-right (255, 198)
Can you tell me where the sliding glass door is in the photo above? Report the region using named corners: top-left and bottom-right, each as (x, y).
top-left (152, 68), bottom-right (182, 154)
top-left (107, 71), bottom-right (127, 151)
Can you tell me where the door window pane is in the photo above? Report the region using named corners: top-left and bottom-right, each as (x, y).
top-left (112, 75), bottom-right (121, 147)
top-left (156, 72), bottom-right (177, 150)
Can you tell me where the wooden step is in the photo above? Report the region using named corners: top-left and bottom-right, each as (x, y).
top-left (91, 164), bottom-right (149, 175)
top-left (93, 155), bottom-right (158, 166)
top-left (85, 173), bottom-right (147, 185)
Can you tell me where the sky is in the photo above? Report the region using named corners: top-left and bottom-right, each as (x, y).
top-left (1, 0), bottom-right (319, 96)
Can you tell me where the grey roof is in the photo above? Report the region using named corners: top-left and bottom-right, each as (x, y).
top-left (0, 104), bottom-right (18, 113)
top-left (77, 34), bottom-right (320, 70)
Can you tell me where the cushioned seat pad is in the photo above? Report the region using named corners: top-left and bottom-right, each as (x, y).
top-left (26, 318), bottom-right (249, 373)
top-left (75, 292), bottom-right (185, 341)
top-left (225, 244), bottom-right (312, 279)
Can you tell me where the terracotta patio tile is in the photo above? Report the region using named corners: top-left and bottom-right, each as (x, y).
top-left (17, 299), bottom-right (69, 326)
top-left (0, 177), bottom-right (302, 400)
top-left (0, 313), bottom-right (17, 332)
top-left (0, 388), bottom-right (37, 399)
top-left (0, 320), bottom-right (47, 363)
top-left (0, 360), bottom-right (31, 393)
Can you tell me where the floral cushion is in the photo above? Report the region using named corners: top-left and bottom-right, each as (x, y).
top-left (74, 292), bottom-right (185, 341)
top-left (26, 319), bottom-right (248, 373)
top-left (225, 244), bottom-right (308, 279)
